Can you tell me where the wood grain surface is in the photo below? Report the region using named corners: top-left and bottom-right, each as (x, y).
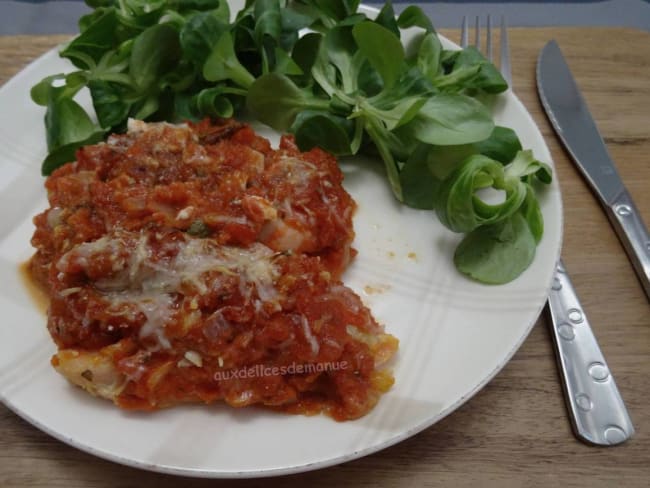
top-left (1, 27), bottom-right (649, 488)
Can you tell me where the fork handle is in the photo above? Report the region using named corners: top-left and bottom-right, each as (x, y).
top-left (546, 259), bottom-right (634, 446)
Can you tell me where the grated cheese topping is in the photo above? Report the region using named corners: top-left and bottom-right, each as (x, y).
top-left (57, 232), bottom-right (280, 349)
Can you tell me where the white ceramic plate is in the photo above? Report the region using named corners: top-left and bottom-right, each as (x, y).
top-left (0, 2), bottom-right (562, 478)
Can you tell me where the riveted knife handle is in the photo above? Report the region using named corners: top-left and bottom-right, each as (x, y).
top-left (606, 189), bottom-right (650, 300)
top-left (547, 260), bottom-right (635, 445)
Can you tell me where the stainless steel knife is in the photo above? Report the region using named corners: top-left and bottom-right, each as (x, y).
top-left (537, 40), bottom-right (650, 300)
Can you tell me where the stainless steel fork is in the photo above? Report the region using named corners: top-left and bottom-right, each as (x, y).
top-left (461, 16), bottom-right (634, 446)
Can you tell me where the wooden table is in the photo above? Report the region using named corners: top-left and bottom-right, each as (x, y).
top-left (1, 27), bottom-right (648, 487)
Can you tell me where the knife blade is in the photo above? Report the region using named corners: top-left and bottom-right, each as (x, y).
top-left (537, 40), bottom-right (650, 300)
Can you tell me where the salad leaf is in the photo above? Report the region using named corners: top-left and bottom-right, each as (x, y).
top-left (88, 79), bottom-right (131, 128)
top-left (521, 183), bottom-right (545, 244)
top-left (454, 212), bottom-right (537, 284)
top-left (451, 46), bottom-right (508, 94)
top-left (397, 5), bottom-right (435, 33)
top-left (247, 73), bottom-right (329, 130)
top-left (352, 21), bottom-right (404, 90)
top-left (403, 93), bottom-right (494, 145)
top-left (324, 26), bottom-right (360, 93)
top-left (291, 110), bottom-right (356, 156)
top-left (417, 32), bottom-right (442, 83)
top-left (130, 23), bottom-right (182, 91)
top-left (180, 11), bottom-right (229, 65)
top-left (193, 86), bottom-right (236, 118)
top-left (61, 9), bottom-right (119, 69)
top-left (373, 1), bottom-right (400, 37)
top-left (399, 143), bottom-right (441, 209)
top-left (505, 149), bottom-right (553, 184)
top-left (435, 154), bottom-right (527, 233)
top-left (42, 97), bottom-right (105, 174)
top-left (203, 31), bottom-right (255, 88)
top-left (291, 32), bottom-right (322, 77)
top-left (474, 126), bottom-right (522, 163)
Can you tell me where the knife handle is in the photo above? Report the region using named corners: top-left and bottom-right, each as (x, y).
top-left (606, 189), bottom-right (650, 300)
top-left (547, 260), bottom-right (635, 446)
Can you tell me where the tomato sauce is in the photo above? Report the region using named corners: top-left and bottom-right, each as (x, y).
top-left (30, 119), bottom-right (397, 421)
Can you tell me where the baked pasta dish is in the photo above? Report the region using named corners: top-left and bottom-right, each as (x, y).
top-left (29, 118), bottom-right (398, 420)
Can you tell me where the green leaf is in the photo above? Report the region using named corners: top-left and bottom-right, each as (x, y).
top-left (88, 79), bottom-right (131, 128)
top-left (454, 212), bottom-right (536, 284)
top-left (521, 184), bottom-right (544, 243)
top-left (338, 13), bottom-right (367, 27)
top-left (273, 47), bottom-right (303, 75)
top-left (131, 93), bottom-right (160, 120)
top-left (417, 127), bottom-right (522, 182)
top-left (397, 6), bottom-right (435, 33)
top-left (203, 31), bottom-right (255, 88)
top-left (180, 11), bottom-right (229, 65)
top-left (417, 33), bottom-right (442, 82)
top-left (295, 0), bottom-right (361, 25)
top-left (291, 32), bottom-right (322, 77)
top-left (193, 86), bottom-right (235, 118)
top-left (431, 65), bottom-right (481, 92)
top-left (42, 96), bottom-right (105, 174)
top-left (254, 0), bottom-right (282, 46)
top-left (173, 91), bottom-right (200, 122)
top-left (159, 60), bottom-right (197, 92)
top-left (84, 0), bottom-right (113, 9)
top-left (373, 1), bottom-right (400, 37)
top-left (436, 154), bottom-right (527, 233)
top-left (352, 21), bottom-right (404, 89)
top-left (280, 8), bottom-right (314, 32)
top-left (247, 73), bottom-right (329, 131)
top-left (61, 9), bottom-right (118, 69)
top-left (41, 131), bottom-right (106, 176)
top-left (474, 126), bottom-right (522, 163)
top-left (357, 58), bottom-right (383, 96)
top-left (404, 93), bottom-right (494, 146)
top-left (424, 143), bottom-right (477, 181)
top-left (363, 114), bottom-right (403, 201)
top-left (121, 0), bottom-right (167, 18)
top-left (176, 0), bottom-right (229, 12)
top-left (369, 65), bottom-right (434, 107)
top-left (399, 143), bottom-right (441, 209)
top-left (45, 97), bottom-right (101, 151)
top-left (362, 96), bottom-right (426, 131)
top-left (311, 37), bottom-right (344, 98)
top-left (291, 111), bottom-right (355, 156)
top-left (505, 150), bottom-right (553, 184)
top-left (78, 6), bottom-right (110, 33)
top-left (324, 25), bottom-right (359, 93)
top-left (31, 74), bottom-right (69, 106)
top-left (130, 23), bottom-right (182, 91)
top-left (452, 46), bottom-right (508, 93)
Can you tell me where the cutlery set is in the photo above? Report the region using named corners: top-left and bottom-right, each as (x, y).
top-left (536, 39), bottom-right (644, 445)
top-left (464, 16), bottom-right (645, 446)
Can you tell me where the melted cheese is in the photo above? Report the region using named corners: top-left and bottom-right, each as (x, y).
top-left (275, 156), bottom-right (319, 191)
top-left (58, 233), bottom-right (280, 349)
top-left (300, 315), bottom-right (320, 356)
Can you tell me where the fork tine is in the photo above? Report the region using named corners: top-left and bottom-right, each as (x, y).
top-left (500, 16), bottom-right (512, 85)
top-left (474, 16), bottom-right (481, 51)
top-left (486, 15), bottom-right (493, 62)
top-left (461, 16), bottom-right (468, 48)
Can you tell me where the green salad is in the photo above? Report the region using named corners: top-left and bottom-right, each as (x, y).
top-left (30, 0), bottom-right (552, 284)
